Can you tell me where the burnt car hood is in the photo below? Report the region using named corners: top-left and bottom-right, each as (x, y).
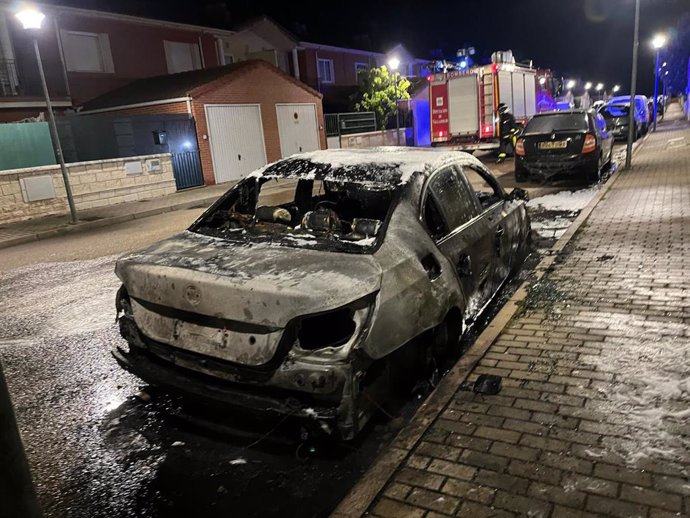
top-left (115, 231), bottom-right (382, 328)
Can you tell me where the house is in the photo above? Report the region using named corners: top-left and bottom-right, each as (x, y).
top-left (78, 60), bottom-right (326, 187)
top-left (0, 1), bottom-right (236, 121)
top-left (1, 2), bottom-right (430, 122)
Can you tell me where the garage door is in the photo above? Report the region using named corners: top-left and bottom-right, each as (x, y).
top-left (205, 104), bottom-right (267, 183)
top-left (276, 103), bottom-right (320, 158)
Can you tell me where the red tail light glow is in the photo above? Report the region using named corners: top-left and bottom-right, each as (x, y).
top-left (515, 138), bottom-right (525, 156)
top-left (582, 134), bottom-right (596, 154)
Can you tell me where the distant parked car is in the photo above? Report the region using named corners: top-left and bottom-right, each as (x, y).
top-left (600, 104), bottom-right (643, 140)
top-left (607, 95), bottom-right (650, 134)
top-left (515, 109), bottom-right (614, 183)
top-left (114, 148), bottom-right (531, 440)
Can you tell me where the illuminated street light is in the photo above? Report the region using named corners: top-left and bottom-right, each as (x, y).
top-left (16, 7), bottom-right (78, 223)
top-left (651, 33), bottom-right (667, 131)
top-left (584, 81), bottom-right (592, 90)
top-left (566, 79), bottom-right (576, 89)
top-left (15, 7), bottom-right (44, 29)
top-left (595, 83), bottom-right (604, 91)
top-left (538, 77), bottom-right (546, 85)
top-left (387, 57), bottom-right (400, 70)
top-left (652, 34), bottom-right (667, 50)
top-left (612, 84), bottom-right (621, 93)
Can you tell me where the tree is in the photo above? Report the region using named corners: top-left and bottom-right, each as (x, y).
top-left (351, 66), bottom-right (411, 130)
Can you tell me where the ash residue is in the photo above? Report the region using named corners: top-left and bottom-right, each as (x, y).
top-left (516, 276), bottom-right (575, 319)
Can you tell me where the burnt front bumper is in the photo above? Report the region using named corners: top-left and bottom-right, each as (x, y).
top-left (114, 315), bottom-right (366, 440)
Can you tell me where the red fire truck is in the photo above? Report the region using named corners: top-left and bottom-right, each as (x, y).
top-left (430, 54), bottom-right (541, 150)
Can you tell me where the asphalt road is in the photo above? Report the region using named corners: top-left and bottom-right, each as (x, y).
top-left (0, 150), bottom-right (624, 518)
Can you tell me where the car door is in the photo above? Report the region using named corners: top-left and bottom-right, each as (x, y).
top-left (459, 163), bottom-right (525, 292)
top-left (422, 165), bottom-right (494, 319)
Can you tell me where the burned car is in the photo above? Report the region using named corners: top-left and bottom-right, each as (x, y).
top-left (114, 148), bottom-right (531, 439)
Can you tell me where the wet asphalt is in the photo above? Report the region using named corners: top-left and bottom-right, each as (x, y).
top-left (0, 150), bottom-right (623, 518)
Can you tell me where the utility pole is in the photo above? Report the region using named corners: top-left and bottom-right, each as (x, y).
top-left (624, 0), bottom-right (640, 170)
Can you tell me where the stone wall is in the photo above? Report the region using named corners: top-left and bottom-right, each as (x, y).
top-left (0, 154), bottom-right (176, 224)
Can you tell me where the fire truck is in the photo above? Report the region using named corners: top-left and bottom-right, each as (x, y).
top-left (429, 51), bottom-right (542, 150)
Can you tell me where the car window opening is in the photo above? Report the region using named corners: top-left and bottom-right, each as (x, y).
top-left (191, 174), bottom-right (398, 252)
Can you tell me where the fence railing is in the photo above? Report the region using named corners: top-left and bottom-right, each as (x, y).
top-left (325, 112), bottom-right (377, 137)
top-left (0, 59), bottom-right (19, 97)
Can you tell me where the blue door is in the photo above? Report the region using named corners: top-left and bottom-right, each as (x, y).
top-left (171, 150), bottom-right (203, 190)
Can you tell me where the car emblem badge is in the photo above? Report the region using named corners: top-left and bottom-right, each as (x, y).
top-left (184, 285), bottom-right (201, 306)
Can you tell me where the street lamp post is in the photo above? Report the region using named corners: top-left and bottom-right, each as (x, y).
top-left (388, 57), bottom-right (401, 146)
top-left (16, 8), bottom-right (78, 223)
top-left (652, 34), bottom-right (667, 131)
top-left (625, 0), bottom-right (640, 170)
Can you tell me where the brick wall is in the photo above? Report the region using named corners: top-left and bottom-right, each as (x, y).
top-left (192, 65), bottom-right (326, 185)
top-left (0, 154), bottom-right (176, 224)
top-left (58, 12), bottom-right (221, 105)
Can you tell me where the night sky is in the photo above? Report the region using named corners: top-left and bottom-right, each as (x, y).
top-left (44, 0), bottom-right (690, 95)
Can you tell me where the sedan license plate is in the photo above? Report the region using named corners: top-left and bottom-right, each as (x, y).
top-left (539, 140), bottom-right (568, 150)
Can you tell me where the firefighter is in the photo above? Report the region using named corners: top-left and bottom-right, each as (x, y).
top-left (497, 103), bottom-right (519, 164)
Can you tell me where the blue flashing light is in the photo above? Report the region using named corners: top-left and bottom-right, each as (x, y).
top-left (459, 60), bottom-right (468, 70)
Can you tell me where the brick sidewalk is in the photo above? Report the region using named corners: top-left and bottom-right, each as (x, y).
top-left (362, 107), bottom-right (690, 517)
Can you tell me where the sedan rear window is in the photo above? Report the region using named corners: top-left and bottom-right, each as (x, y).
top-left (524, 113), bottom-right (589, 134)
top-left (601, 105), bottom-right (630, 119)
top-left (189, 163), bottom-right (401, 254)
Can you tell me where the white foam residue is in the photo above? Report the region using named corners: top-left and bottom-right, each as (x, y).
top-left (253, 147), bottom-right (483, 185)
top-left (528, 186), bottom-right (598, 212)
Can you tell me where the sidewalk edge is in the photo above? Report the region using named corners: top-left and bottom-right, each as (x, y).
top-left (331, 139), bottom-right (646, 518)
top-left (0, 196), bottom-right (217, 251)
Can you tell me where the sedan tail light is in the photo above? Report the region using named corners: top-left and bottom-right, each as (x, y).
top-left (582, 134), bottom-right (597, 154)
top-left (515, 138), bottom-right (525, 156)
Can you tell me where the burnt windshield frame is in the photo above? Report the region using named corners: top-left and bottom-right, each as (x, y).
top-left (524, 113), bottom-right (590, 135)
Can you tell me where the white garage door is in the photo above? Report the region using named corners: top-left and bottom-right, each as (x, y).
top-left (276, 103), bottom-right (320, 158)
top-left (205, 104), bottom-right (267, 183)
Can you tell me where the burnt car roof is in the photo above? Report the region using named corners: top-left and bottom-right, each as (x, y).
top-left (253, 147), bottom-right (484, 188)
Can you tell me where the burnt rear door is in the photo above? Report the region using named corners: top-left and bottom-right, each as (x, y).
top-left (423, 166), bottom-right (494, 318)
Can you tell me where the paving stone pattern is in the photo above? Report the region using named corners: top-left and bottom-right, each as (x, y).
top-left (367, 108), bottom-right (690, 517)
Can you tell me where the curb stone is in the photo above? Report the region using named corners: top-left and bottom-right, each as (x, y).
top-left (330, 135), bottom-right (648, 518)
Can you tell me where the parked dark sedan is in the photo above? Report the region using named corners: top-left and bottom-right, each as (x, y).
top-left (600, 104), bottom-right (643, 140)
top-left (515, 109), bottom-right (614, 183)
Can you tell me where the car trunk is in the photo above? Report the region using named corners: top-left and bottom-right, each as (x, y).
top-left (115, 231), bottom-right (382, 366)
top-left (523, 131), bottom-right (586, 160)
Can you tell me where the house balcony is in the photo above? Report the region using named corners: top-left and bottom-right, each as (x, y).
top-left (0, 57), bottom-right (70, 107)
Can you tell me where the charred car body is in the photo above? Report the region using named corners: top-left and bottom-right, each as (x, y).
top-left (114, 148), bottom-right (531, 439)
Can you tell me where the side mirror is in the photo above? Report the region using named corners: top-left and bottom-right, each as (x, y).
top-left (509, 188), bottom-right (529, 202)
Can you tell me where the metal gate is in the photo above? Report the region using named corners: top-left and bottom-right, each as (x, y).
top-left (171, 150), bottom-right (204, 190)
